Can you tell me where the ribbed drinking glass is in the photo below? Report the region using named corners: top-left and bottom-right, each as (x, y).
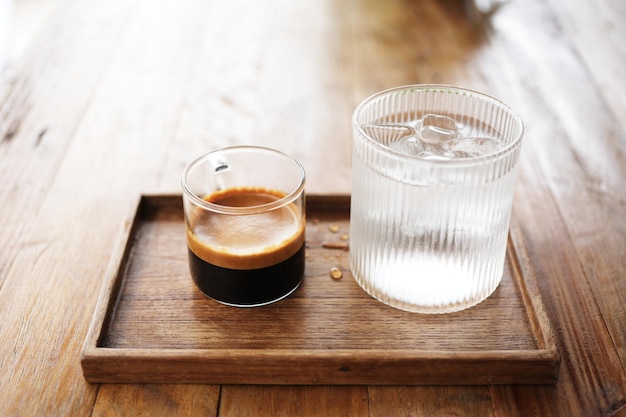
top-left (350, 85), bottom-right (523, 313)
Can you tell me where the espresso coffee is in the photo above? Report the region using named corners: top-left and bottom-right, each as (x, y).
top-left (186, 187), bottom-right (305, 306)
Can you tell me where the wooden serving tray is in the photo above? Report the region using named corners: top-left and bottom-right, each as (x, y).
top-left (81, 194), bottom-right (559, 385)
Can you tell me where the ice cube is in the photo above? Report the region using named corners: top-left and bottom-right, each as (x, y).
top-left (418, 114), bottom-right (460, 145)
top-left (389, 135), bottom-right (426, 156)
top-left (442, 136), bottom-right (504, 158)
top-left (362, 123), bottom-right (415, 147)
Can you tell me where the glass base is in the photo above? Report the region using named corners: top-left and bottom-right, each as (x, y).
top-left (353, 272), bottom-right (501, 314)
top-left (198, 281), bottom-right (302, 308)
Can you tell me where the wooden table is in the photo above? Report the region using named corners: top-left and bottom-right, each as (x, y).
top-left (1, 0), bottom-right (624, 415)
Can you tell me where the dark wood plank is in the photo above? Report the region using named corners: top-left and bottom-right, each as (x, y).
top-left (542, 0), bottom-right (626, 373)
top-left (92, 384), bottom-right (219, 417)
top-left (369, 386), bottom-right (495, 417)
top-left (479, 0), bottom-right (626, 415)
top-left (218, 386), bottom-right (369, 417)
top-left (0, 0), bottom-right (218, 414)
top-left (0, 0), bottom-right (145, 415)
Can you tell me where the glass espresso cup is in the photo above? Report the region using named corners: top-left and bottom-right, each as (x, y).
top-left (182, 146), bottom-right (306, 307)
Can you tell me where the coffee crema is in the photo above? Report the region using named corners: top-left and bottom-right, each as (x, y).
top-left (185, 186), bottom-right (305, 306)
top-left (187, 187), bottom-right (305, 269)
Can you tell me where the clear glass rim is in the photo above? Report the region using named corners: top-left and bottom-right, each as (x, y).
top-left (181, 146), bottom-right (306, 215)
top-left (353, 84), bottom-right (524, 165)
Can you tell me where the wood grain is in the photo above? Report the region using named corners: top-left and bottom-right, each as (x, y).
top-left (0, 0), bottom-right (216, 414)
top-left (219, 386), bottom-right (369, 417)
top-left (369, 386), bottom-right (495, 417)
top-left (0, 0), bottom-right (624, 414)
top-left (0, 1), bottom-right (146, 415)
top-left (92, 384), bottom-right (219, 417)
top-left (480, 0), bottom-right (626, 415)
top-left (544, 0), bottom-right (626, 374)
top-left (0, 0), bottom-right (135, 288)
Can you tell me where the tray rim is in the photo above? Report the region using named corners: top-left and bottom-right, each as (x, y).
top-left (80, 193), bottom-right (560, 385)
